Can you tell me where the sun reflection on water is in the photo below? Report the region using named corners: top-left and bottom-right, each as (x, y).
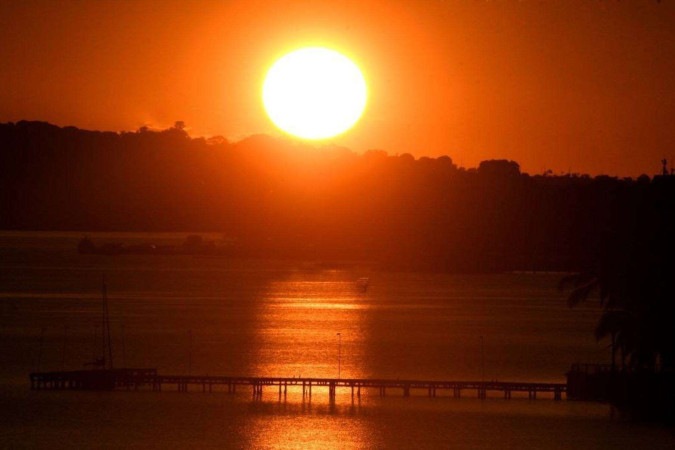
top-left (250, 273), bottom-right (370, 380)
top-left (243, 272), bottom-right (373, 448)
top-left (243, 401), bottom-right (373, 450)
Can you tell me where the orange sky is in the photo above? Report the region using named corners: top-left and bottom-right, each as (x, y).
top-left (1, 0), bottom-right (674, 177)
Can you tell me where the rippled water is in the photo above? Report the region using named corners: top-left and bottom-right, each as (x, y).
top-left (0, 232), bottom-right (673, 448)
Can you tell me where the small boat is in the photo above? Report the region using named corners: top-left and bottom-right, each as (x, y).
top-left (356, 277), bottom-right (370, 292)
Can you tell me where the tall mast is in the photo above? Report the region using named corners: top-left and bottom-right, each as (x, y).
top-left (102, 275), bottom-right (114, 370)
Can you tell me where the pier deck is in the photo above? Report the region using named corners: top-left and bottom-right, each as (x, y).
top-left (30, 369), bottom-right (566, 400)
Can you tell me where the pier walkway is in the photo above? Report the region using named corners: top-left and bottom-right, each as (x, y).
top-left (30, 369), bottom-right (566, 400)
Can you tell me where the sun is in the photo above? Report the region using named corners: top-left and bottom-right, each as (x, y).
top-left (262, 47), bottom-right (368, 140)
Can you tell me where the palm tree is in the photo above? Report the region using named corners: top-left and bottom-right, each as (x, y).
top-left (593, 310), bottom-right (633, 372)
top-left (558, 267), bottom-right (632, 372)
top-left (560, 179), bottom-right (675, 373)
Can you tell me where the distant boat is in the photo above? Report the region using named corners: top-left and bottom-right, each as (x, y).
top-left (84, 277), bottom-right (114, 370)
top-left (356, 277), bottom-right (370, 292)
top-left (30, 277), bottom-right (158, 391)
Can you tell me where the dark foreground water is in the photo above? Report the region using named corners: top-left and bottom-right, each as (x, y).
top-left (0, 231), bottom-right (673, 449)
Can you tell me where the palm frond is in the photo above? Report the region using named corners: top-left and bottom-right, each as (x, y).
top-left (558, 272), bottom-right (595, 291)
top-left (594, 310), bottom-right (630, 341)
top-left (566, 279), bottom-right (599, 308)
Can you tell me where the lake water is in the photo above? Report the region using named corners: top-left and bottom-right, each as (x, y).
top-left (0, 231), bottom-right (673, 448)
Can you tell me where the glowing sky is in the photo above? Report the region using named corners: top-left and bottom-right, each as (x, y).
top-left (1, 0), bottom-right (674, 176)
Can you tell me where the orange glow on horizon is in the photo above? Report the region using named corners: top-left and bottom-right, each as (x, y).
top-left (0, 0), bottom-right (674, 176)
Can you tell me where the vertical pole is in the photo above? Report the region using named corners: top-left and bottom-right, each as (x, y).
top-left (92, 325), bottom-right (98, 366)
top-left (188, 329), bottom-right (193, 375)
top-left (61, 325), bottom-right (69, 371)
top-left (337, 333), bottom-right (342, 379)
top-left (120, 323), bottom-right (126, 368)
top-left (102, 275), bottom-right (114, 370)
top-left (102, 278), bottom-right (107, 368)
top-left (480, 335), bottom-right (485, 383)
top-left (37, 326), bottom-right (46, 372)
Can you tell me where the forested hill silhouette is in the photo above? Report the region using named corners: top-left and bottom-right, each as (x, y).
top-left (2, 120), bottom-right (673, 272)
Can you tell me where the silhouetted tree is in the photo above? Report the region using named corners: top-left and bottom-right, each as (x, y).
top-left (478, 159), bottom-right (520, 178)
top-left (2, 120), bottom-right (671, 278)
top-left (560, 178), bottom-right (675, 372)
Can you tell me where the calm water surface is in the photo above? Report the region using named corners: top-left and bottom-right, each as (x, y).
top-left (0, 232), bottom-right (673, 448)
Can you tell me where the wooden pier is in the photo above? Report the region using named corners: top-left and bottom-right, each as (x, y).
top-left (30, 369), bottom-right (566, 401)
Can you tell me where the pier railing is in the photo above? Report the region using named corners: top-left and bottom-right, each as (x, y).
top-left (30, 369), bottom-right (566, 400)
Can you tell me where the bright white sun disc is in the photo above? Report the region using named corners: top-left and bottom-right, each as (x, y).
top-left (263, 47), bottom-right (367, 140)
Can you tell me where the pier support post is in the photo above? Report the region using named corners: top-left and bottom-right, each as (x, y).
top-left (27, 373), bottom-right (566, 404)
top-left (251, 383), bottom-right (262, 398)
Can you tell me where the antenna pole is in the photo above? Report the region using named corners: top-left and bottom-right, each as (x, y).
top-left (337, 332), bottom-right (341, 379)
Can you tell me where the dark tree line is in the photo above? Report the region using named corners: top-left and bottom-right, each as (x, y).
top-left (1, 121), bottom-right (672, 276)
